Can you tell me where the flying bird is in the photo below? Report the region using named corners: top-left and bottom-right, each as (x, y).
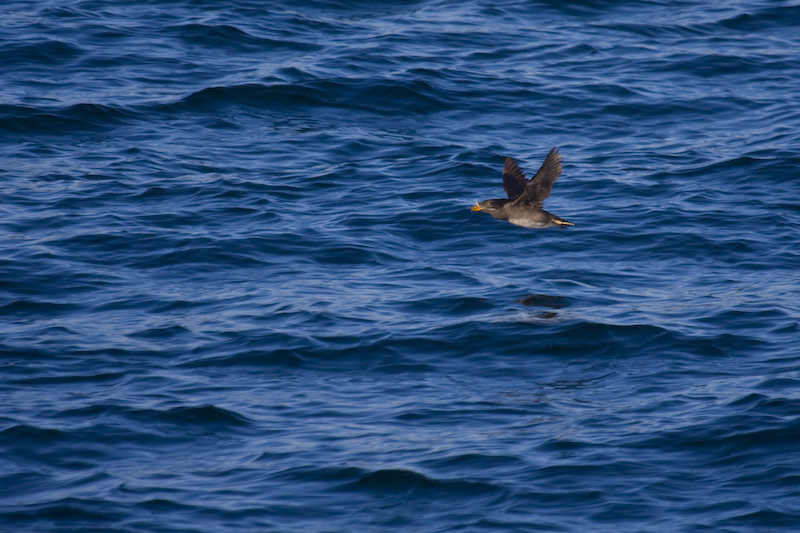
top-left (471, 148), bottom-right (574, 229)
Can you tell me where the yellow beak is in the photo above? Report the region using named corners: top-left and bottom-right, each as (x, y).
top-left (471, 202), bottom-right (483, 212)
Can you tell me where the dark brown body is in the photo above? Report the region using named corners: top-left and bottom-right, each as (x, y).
top-left (472, 199), bottom-right (572, 228)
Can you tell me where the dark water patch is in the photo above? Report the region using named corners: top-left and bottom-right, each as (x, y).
top-left (0, 425), bottom-right (69, 445)
top-left (389, 295), bottom-right (493, 317)
top-left (131, 405), bottom-right (253, 428)
top-left (423, 452), bottom-right (526, 473)
top-left (164, 23), bottom-right (322, 53)
top-left (0, 102), bottom-right (135, 134)
top-left (0, 299), bottom-right (83, 317)
top-left (2, 39), bottom-right (85, 68)
top-left (180, 348), bottom-right (307, 369)
top-left (344, 467), bottom-right (505, 500)
top-left (661, 53), bottom-right (798, 78)
top-left (599, 21), bottom-right (712, 40)
top-left (128, 325), bottom-right (192, 340)
top-left (3, 499), bottom-right (120, 524)
top-left (131, 243), bottom-right (267, 270)
top-left (718, 5), bottom-right (800, 32)
top-left (756, 377), bottom-right (800, 391)
top-left (167, 78), bottom-right (454, 116)
top-left (10, 372), bottom-right (125, 386)
top-left (639, 415), bottom-right (800, 462)
top-left (727, 393), bottom-right (800, 419)
top-left (721, 509), bottom-right (800, 530)
top-left (170, 84), bottom-right (326, 113)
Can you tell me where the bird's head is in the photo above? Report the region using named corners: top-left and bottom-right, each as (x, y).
top-left (470, 199), bottom-right (506, 213)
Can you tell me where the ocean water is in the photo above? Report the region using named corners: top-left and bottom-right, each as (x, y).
top-left (2, 0), bottom-right (800, 531)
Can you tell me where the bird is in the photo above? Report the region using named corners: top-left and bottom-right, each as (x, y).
top-left (471, 148), bottom-right (574, 229)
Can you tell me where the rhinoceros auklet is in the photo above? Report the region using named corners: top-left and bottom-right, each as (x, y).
top-left (471, 148), bottom-right (574, 229)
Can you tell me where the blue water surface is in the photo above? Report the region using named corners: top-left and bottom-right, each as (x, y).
top-left (2, 0), bottom-right (800, 531)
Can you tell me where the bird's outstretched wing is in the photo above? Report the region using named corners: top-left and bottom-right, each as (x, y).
top-left (514, 147), bottom-right (562, 207)
top-left (502, 157), bottom-right (527, 200)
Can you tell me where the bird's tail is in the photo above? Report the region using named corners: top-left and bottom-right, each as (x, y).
top-left (554, 218), bottom-right (574, 227)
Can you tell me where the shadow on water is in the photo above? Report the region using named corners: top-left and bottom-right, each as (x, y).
top-left (515, 293), bottom-right (572, 319)
top-left (517, 294), bottom-right (572, 309)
